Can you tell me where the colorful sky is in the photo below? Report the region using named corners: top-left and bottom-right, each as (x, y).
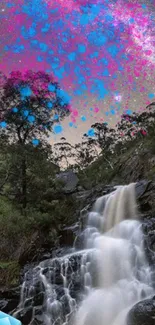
top-left (0, 0), bottom-right (155, 143)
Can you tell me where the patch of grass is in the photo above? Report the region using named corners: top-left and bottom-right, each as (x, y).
top-left (0, 261), bottom-right (20, 288)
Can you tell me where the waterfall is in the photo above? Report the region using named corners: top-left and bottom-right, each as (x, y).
top-left (74, 183), bottom-right (153, 325)
top-left (14, 184), bottom-right (154, 325)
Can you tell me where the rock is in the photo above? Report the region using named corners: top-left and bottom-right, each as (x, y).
top-left (0, 300), bottom-right (8, 311)
top-left (0, 287), bottom-right (20, 300)
top-left (0, 299), bottom-right (19, 313)
top-left (0, 287), bottom-right (20, 313)
top-left (127, 297), bottom-right (155, 325)
top-left (77, 186), bottom-right (84, 191)
top-left (142, 217), bottom-right (155, 268)
top-left (31, 306), bottom-right (44, 325)
top-left (16, 307), bottom-right (33, 325)
top-left (59, 223), bottom-right (80, 247)
top-left (74, 232), bottom-right (85, 250)
top-left (135, 180), bottom-right (151, 199)
top-left (56, 170), bottom-right (79, 193)
top-left (33, 292), bottom-right (44, 307)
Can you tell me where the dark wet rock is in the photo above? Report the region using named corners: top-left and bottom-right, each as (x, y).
top-left (69, 273), bottom-right (83, 300)
top-left (0, 299), bottom-right (8, 310)
top-left (0, 299), bottom-right (19, 313)
top-left (33, 292), bottom-right (44, 307)
top-left (16, 307), bottom-right (33, 325)
top-left (0, 287), bottom-right (20, 313)
top-left (73, 189), bottom-right (92, 202)
top-left (51, 247), bottom-right (74, 260)
top-left (74, 232), bottom-right (85, 250)
top-left (142, 217), bottom-right (155, 269)
top-left (59, 223), bottom-right (80, 247)
top-left (60, 294), bottom-right (71, 315)
top-left (127, 297), bottom-right (155, 325)
top-left (31, 306), bottom-right (44, 325)
top-left (24, 298), bottom-right (34, 309)
top-left (73, 184), bottom-right (115, 219)
top-left (135, 180), bottom-right (151, 199)
top-left (136, 181), bottom-right (155, 214)
top-left (0, 287), bottom-right (20, 300)
top-left (12, 251), bottom-right (85, 322)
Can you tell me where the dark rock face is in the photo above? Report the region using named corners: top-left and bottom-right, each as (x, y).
top-left (30, 306), bottom-right (44, 325)
top-left (0, 299), bottom-right (18, 314)
top-left (135, 180), bottom-right (151, 200)
top-left (59, 223), bottom-right (80, 247)
top-left (135, 180), bottom-right (155, 269)
top-left (56, 170), bottom-right (79, 194)
top-left (0, 287), bottom-right (20, 314)
top-left (13, 251), bottom-right (88, 325)
top-left (136, 181), bottom-right (155, 215)
top-left (16, 307), bottom-right (33, 325)
top-left (127, 297), bottom-right (155, 325)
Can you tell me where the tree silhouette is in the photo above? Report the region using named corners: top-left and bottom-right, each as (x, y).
top-left (91, 122), bottom-right (116, 151)
top-left (74, 134), bottom-right (98, 169)
top-left (53, 137), bottom-right (75, 169)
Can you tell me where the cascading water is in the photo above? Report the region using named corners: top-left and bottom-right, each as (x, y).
top-left (74, 183), bottom-right (154, 325)
top-left (14, 183), bottom-right (154, 325)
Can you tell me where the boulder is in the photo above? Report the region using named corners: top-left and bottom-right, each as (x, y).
top-left (127, 297), bottom-right (155, 325)
top-left (56, 170), bottom-right (79, 193)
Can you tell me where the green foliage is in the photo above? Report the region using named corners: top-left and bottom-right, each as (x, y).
top-left (0, 191), bottom-right (77, 260)
top-left (78, 153), bottom-right (116, 188)
top-left (0, 260), bottom-right (20, 288)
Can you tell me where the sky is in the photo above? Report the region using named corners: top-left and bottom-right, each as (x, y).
top-left (0, 0), bottom-right (155, 144)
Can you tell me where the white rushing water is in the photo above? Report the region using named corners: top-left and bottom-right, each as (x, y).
top-left (74, 183), bottom-right (154, 325)
top-left (15, 183), bottom-right (154, 325)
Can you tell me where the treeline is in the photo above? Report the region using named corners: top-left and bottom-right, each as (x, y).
top-left (53, 103), bottom-right (155, 170)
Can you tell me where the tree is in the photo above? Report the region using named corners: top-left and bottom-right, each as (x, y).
top-left (0, 134), bottom-right (11, 195)
top-left (0, 70), bottom-right (70, 209)
top-left (53, 137), bottom-right (75, 169)
top-left (91, 122), bottom-right (116, 151)
top-left (114, 103), bottom-right (155, 153)
top-left (116, 111), bottom-right (148, 146)
top-left (87, 123), bottom-right (116, 169)
top-left (74, 135), bottom-right (98, 169)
